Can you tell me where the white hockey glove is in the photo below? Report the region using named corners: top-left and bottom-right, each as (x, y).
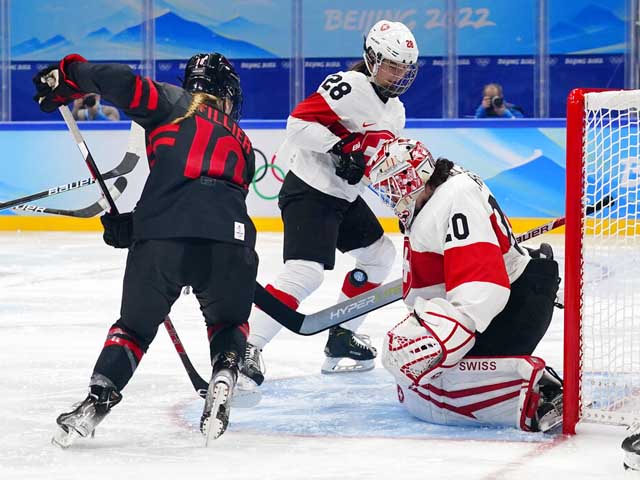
top-left (382, 297), bottom-right (476, 385)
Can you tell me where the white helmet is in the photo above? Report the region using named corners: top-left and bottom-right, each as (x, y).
top-left (368, 138), bottom-right (435, 229)
top-left (364, 20), bottom-right (419, 97)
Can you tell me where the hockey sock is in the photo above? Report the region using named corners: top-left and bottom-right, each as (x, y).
top-left (339, 269), bottom-right (380, 332)
top-left (92, 322), bottom-right (147, 392)
top-left (248, 284), bottom-right (300, 349)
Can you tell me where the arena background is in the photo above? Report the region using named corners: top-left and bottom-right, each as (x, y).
top-left (0, 0), bottom-right (635, 231)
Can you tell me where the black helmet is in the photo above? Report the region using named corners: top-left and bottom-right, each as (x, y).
top-left (183, 53), bottom-right (243, 121)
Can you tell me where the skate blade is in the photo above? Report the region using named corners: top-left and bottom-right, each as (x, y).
top-left (203, 382), bottom-right (232, 446)
top-left (321, 357), bottom-right (375, 374)
top-left (537, 411), bottom-right (563, 433)
top-left (51, 425), bottom-right (80, 449)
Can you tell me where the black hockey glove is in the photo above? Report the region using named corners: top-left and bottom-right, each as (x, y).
top-left (100, 211), bottom-right (134, 249)
top-left (331, 133), bottom-right (366, 185)
top-left (33, 54), bottom-right (87, 113)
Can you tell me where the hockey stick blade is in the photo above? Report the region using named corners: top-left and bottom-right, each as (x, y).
top-left (0, 151), bottom-right (139, 212)
top-left (13, 177), bottom-right (127, 218)
top-left (254, 279), bottom-right (403, 335)
top-left (586, 194), bottom-right (614, 215)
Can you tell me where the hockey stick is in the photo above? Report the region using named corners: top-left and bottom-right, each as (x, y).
top-left (57, 104), bottom-right (209, 398)
top-left (12, 177), bottom-right (128, 218)
top-left (59, 105), bottom-right (119, 213)
top-left (0, 152), bottom-right (138, 212)
top-left (254, 195), bottom-right (616, 336)
top-left (163, 317), bottom-right (208, 399)
top-left (515, 194), bottom-right (614, 243)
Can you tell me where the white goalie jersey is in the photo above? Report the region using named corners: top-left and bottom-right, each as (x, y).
top-left (403, 168), bottom-right (530, 333)
top-left (276, 70), bottom-right (405, 201)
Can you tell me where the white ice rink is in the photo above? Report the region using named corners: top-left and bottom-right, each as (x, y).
top-left (0, 231), bottom-right (634, 479)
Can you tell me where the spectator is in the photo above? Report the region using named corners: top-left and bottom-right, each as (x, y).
top-left (475, 83), bottom-right (524, 118)
top-left (72, 93), bottom-right (120, 120)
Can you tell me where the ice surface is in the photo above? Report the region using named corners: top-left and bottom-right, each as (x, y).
top-left (0, 232), bottom-right (633, 479)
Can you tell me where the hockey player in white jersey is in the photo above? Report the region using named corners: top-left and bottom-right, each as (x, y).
top-left (368, 138), bottom-right (563, 432)
top-left (243, 20), bottom-right (419, 385)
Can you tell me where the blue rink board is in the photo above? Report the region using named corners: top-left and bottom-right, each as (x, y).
top-left (180, 369), bottom-right (555, 443)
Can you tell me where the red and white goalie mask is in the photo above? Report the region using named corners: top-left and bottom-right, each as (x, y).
top-left (367, 138), bottom-right (435, 229)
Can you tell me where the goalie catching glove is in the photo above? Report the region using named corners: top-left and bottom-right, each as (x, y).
top-left (33, 54), bottom-right (87, 113)
top-left (382, 296), bottom-right (476, 384)
top-left (330, 133), bottom-right (366, 185)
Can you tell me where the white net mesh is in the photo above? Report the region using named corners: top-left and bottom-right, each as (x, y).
top-left (581, 91), bottom-right (640, 425)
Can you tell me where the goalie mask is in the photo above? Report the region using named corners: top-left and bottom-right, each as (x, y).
top-left (183, 53), bottom-right (243, 121)
top-left (368, 138), bottom-right (435, 229)
top-left (364, 20), bottom-right (419, 98)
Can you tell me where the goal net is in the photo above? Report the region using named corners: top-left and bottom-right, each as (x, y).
top-left (565, 89), bottom-right (640, 434)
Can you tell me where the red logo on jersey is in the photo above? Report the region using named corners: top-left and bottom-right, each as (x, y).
top-left (362, 121), bottom-right (376, 128)
top-left (406, 40), bottom-right (415, 48)
top-left (380, 23), bottom-right (390, 31)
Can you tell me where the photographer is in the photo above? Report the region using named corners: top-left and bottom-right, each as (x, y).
top-left (72, 93), bottom-right (120, 121)
top-left (475, 83), bottom-right (524, 118)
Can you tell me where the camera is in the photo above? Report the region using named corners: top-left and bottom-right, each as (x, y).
top-left (491, 96), bottom-right (504, 109)
top-left (82, 94), bottom-right (97, 108)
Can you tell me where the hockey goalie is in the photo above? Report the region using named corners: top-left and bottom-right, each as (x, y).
top-left (368, 138), bottom-right (563, 432)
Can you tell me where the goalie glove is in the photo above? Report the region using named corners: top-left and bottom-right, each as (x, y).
top-left (382, 297), bottom-right (476, 385)
top-left (33, 54), bottom-right (87, 113)
top-left (330, 133), bottom-right (366, 185)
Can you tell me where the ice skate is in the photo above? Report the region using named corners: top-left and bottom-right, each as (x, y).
top-left (233, 343), bottom-right (264, 408)
top-left (51, 385), bottom-right (122, 448)
top-left (535, 367), bottom-right (563, 433)
top-left (321, 326), bottom-right (377, 374)
top-left (201, 351), bottom-right (239, 445)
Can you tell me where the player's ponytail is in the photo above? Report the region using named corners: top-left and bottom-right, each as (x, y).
top-left (172, 92), bottom-right (225, 124)
top-left (427, 158), bottom-right (454, 190)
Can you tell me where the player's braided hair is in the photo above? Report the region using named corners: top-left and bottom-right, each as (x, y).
top-left (172, 92), bottom-right (225, 124)
top-left (427, 158), bottom-right (454, 190)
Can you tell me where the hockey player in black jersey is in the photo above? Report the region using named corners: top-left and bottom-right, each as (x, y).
top-left (34, 52), bottom-right (258, 446)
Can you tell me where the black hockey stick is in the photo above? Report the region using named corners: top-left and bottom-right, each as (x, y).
top-left (0, 152), bottom-right (138, 212)
top-left (12, 177), bottom-right (128, 218)
top-left (254, 194), bottom-right (616, 336)
top-left (59, 105), bottom-right (118, 213)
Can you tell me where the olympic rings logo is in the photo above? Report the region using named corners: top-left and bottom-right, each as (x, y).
top-left (251, 147), bottom-right (286, 200)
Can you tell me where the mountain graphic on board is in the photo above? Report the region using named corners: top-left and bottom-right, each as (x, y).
top-left (485, 152), bottom-right (565, 217)
top-left (112, 12), bottom-right (276, 58)
top-left (547, 3), bottom-right (625, 53)
top-left (12, 34), bottom-right (70, 57)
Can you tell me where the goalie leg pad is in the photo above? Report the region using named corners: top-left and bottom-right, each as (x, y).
top-left (393, 356), bottom-right (546, 431)
top-left (382, 297), bottom-right (476, 385)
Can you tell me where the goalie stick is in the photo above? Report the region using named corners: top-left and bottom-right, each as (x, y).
top-left (0, 152), bottom-right (138, 212)
top-left (12, 177), bottom-right (128, 218)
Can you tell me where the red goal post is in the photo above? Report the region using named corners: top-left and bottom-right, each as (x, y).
top-left (565, 88), bottom-right (640, 434)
